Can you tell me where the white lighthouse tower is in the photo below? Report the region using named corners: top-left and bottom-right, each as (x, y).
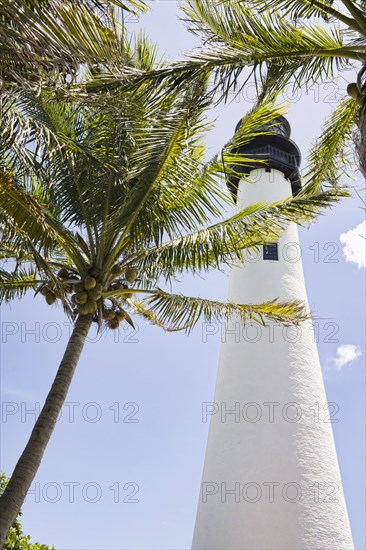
top-left (192, 118), bottom-right (353, 550)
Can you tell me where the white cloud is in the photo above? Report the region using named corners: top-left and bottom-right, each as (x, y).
top-left (340, 220), bottom-right (366, 268)
top-left (334, 344), bottom-right (362, 370)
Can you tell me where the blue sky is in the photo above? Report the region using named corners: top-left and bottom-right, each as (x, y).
top-left (1, 2), bottom-right (365, 549)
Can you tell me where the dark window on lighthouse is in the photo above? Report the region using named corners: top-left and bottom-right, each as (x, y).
top-left (263, 243), bottom-right (278, 261)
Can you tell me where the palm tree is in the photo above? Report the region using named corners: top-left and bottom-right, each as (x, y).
top-left (182, 0), bottom-right (366, 182)
top-left (0, 0), bottom-right (147, 91)
top-left (0, 0), bottom-right (352, 541)
top-left (0, 34), bottom-right (347, 541)
top-left (85, 0), bottom-right (366, 186)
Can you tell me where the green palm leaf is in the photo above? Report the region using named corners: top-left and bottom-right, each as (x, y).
top-left (113, 188), bottom-right (349, 283)
top-left (223, 0), bottom-right (364, 30)
top-left (81, 2), bottom-right (365, 99)
top-left (0, 170), bottom-right (87, 272)
top-left (0, 266), bottom-right (40, 303)
top-left (141, 289), bottom-right (310, 332)
top-left (303, 97), bottom-right (358, 194)
top-left (0, 0), bottom-right (147, 91)
top-left (128, 300), bottom-right (187, 331)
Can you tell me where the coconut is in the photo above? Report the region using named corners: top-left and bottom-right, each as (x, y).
top-left (111, 264), bottom-right (124, 277)
top-left (57, 268), bottom-right (69, 279)
top-left (125, 267), bottom-right (137, 283)
top-left (74, 291), bottom-right (88, 304)
top-left (88, 288), bottom-right (102, 301)
top-left (115, 309), bottom-right (126, 322)
top-left (107, 318), bottom-right (120, 330)
top-left (73, 281), bottom-right (85, 293)
top-left (103, 308), bottom-right (115, 320)
top-left (95, 282), bottom-right (103, 292)
top-left (77, 303), bottom-right (89, 315)
top-left (84, 276), bottom-right (96, 290)
top-left (45, 291), bottom-right (56, 305)
top-left (40, 286), bottom-right (51, 296)
top-left (84, 300), bottom-right (97, 314)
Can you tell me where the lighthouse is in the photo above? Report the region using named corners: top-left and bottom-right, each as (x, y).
top-left (192, 117), bottom-right (353, 550)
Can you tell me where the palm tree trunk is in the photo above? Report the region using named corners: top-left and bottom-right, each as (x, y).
top-left (356, 64), bottom-right (366, 178)
top-left (0, 313), bottom-right (93, 545)
top-left (358, 98), bottom-right (366, 178)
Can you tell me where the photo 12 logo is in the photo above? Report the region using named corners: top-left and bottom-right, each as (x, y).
top-left (1, 320), bottom-right (139, 344)
top-left (201, 401), bottom-right (339, 424)
top-left (2, 401), bottom-right (140, 424)
top-left (25, 481), bottom-right (140, 504)
top-left (201, 319), bottom-right (339, 345)
top-left (201, 481), bottom-right (339, 504)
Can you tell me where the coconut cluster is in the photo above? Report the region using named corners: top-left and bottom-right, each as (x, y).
top-left (39, 264), bottom-right (138, 328)
top-left (103, 308), bottom-right (127, 329)
top-left (101, 265), bottom-right (137, 329)
top-left (39, 267), bottom-right (72, 304)
top-left (40, 285), bottom-right (57, 305)
top-left (70, 276), bottom-right (102, 315)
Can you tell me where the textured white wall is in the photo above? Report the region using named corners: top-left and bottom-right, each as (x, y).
top-left (192, 169), bottom-right (353, 550)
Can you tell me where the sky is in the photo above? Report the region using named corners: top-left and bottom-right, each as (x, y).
top-left (1, 2), bottom-right (365, 549)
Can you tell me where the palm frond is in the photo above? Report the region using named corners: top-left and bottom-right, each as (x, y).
top-left (81, 1), bottom-right (366, 100)
top-left (102, 78), bottom-right (223, 264)
top-left (128, 300), bottom-right (187, 331)
top-left (106, 98), bottom-right (291, 265)
top-left (338, 0), bottom-right (366, 33)
top-left (0, 93), bottom-right (120, 172)
top-left (0, 170), bottom-right (87, 272)
top-left (303, 97), bottom-right (358, 194)
top-left (131, 187), bottom-right (350, 282)
top-left (184, 2), bottom-right (362, 94)
top-left (141, 289), bottom-right (310, 333)
top-left (222, 0), bottom-right (363, 30)
top-left (1, 92), bottom-right (126, 257)
top-left (0, 266), bottom-right (40, 303)
top-left (88, 41), bottom-right (361, 104)
top-left (215, 100), bottom-right (288, 181)
top-left (0, 0), bottom-right (148, 91)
